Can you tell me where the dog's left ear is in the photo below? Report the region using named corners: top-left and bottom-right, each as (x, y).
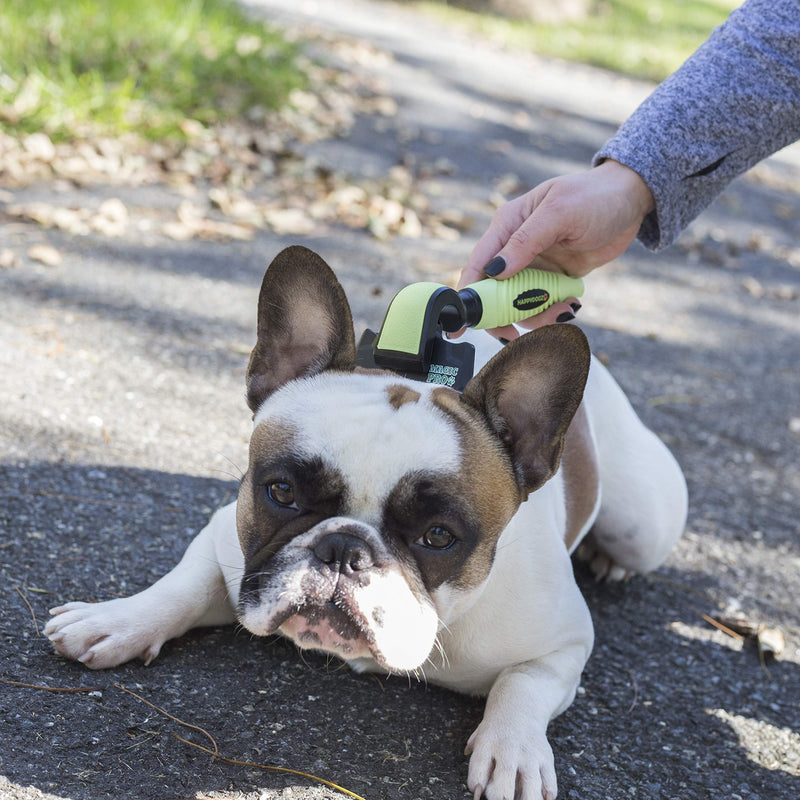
top-left (246, 246), bottom-right (356, 413)
top-left (462, 325), bottom-right (591, 496)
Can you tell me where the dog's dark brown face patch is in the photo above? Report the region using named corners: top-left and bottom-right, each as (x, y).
top-left (237, 421), bottom-right (346, 568)
top-left (425, 387), bottom-right (521, 589)
top-left (381, 471), bottom-right (479, 592)
top-left (372, 384), bottom-right (522, 594)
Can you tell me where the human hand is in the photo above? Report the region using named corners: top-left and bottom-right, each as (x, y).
top-left (459, 160), bottom-right (655, 340)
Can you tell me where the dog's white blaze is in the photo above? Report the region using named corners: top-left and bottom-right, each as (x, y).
top-left (352, 567), bottom-right (439, 670)
top-left (255, 371), bottom-right (461, 520)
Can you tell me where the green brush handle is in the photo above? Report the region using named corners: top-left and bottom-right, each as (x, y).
top-left (464, 268), bottom-right (584, 329)
top-left (372, 268), bottom-right (585, 370)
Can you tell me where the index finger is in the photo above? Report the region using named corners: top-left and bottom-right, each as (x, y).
top-left (459, 230), bottom-right (507, 289)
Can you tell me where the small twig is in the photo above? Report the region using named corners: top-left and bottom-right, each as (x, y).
top-left (625, 668), bottom-right (639, 714)
top-left (368, 672), bottom-right (385, 692)
top-left (173, 736), bottom-right (367, 800)
top-left (698, 612), bottom-right (745, 641)
top-left (16, 586), bottom-right (40, 636)
top-left (3, 674), bottom-right (366, 798)
top-left (113, 684), bottom-right (219, 759)
top-left (0, 676), bottom-right (101, 693)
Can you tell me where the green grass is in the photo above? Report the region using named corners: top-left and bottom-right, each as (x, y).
top-left (0, 0), bottom-right (306, 140)
top-left (417, 0), bottom-right (739, 81)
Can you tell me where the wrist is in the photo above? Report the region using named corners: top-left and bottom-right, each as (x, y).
top-left (596, 159), bottom-right (655, 218)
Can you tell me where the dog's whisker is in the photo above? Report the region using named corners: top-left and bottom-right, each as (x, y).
top-left (214, 452), bottom-right (246, 482)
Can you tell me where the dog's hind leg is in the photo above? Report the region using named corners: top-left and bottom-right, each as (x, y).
top-left (580, 357), bottom-right (688, 576)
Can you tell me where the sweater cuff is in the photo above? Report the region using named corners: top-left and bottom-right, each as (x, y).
top-left (592, 145), bottom-right (676, 252)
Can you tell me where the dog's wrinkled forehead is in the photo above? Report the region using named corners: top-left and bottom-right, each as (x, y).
top-left (253, 371), bottom-right (461, 515)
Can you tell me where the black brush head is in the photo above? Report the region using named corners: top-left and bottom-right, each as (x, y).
top-left (355, 328), bottom-right (475, 392)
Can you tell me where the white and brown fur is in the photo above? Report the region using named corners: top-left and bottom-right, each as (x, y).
top-left (45, 246), bottom-right (687, 800)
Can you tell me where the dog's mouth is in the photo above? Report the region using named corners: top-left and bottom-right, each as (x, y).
top-left (242, 592), bottom-right (389, 667)
top-left (278, 600), bottom-right (377, 662)
top-left (238, 562), bottom-right (440, 673)
top-left (238, 571), bottom-right (389, 665)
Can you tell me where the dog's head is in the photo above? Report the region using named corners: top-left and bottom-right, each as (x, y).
top-left (236, 246), bottom-right (590, 672)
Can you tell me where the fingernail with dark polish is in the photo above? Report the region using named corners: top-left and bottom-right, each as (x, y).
top-left (556, 311), bottom-right (576, 323)
top-left (570, 302), bottom-right (582, 314)
top-left (483, 256), bottom-right (506, 277)
top-left (498, 337), bottom-right (510, 346)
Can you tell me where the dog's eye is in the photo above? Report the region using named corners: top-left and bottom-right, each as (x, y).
top-left (266, 481), bottom-right (297, 509)
top-left (419, 526), bottom-right (456, 550)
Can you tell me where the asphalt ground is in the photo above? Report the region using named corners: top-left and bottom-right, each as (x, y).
top-left (2, 1), bottom-right (799, 798)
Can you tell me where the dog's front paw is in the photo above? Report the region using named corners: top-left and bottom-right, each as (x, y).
top-left (43, 599), bottom-right (165, 669)
top-left (575, 537), bottom-right (630, 582)
top-left (466, 720), bottom-right (557, 800)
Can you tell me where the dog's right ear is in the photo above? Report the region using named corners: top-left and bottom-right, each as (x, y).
top-left (246, 246), bottom-right (356, 413)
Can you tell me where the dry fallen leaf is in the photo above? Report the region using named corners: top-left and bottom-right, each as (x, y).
top-left (208, 188), bottom-right (261, 223)
top-left (432, 222), bottom-right (460, 242)
top-left (0, 28), bottom-right (471, 248)
top-left (9, 202), bottom-right (91, 235)
top-left (22, 132), bottom-right (56, 162)
top-left (90, 198), bottom-right (129, 237)
top-left (494, 172), bottom-right (525, 196)
top-left (199, 219), bottom-right (254, 241)
top-left (8, 202), bottom-right (55, 226)
top-left (28, 244), bottom-right (62, 266)
top-left (486, 139), bottom-right (513, 155)
top-left (263, 207), bottom-right (315, 235)
top-left (757, 628), bottom-right (785, 659)
top-left (0, 248), bottom-right (18, 268)
top-left (742, 277), bottom-right (765, 298)
top-left (711, 614), bottom-right (785, 660)
top-left (399, 208), bottom-right (422, 239)
top-left (162, 221), bottom-right (196, 241)
top-left (97, 198), bottom-right (128, 223)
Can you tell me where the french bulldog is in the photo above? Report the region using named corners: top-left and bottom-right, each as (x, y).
top-left (44, 246), bottom-right (687, 800)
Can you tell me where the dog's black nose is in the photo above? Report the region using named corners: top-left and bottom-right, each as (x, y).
top-left (313, 532), bottom-right (375, 575)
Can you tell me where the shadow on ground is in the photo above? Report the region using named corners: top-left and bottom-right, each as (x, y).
top-left (2, 462), bottom-right (799, 800)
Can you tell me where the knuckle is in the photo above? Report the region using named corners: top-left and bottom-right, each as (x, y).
top-left (491, 204), bottom-right (512, 225)
top-left (507, 226), bottom-right (533, 253)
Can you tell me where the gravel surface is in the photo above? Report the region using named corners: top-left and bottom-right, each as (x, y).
top-left (2, 1), bottom-right (799, 799)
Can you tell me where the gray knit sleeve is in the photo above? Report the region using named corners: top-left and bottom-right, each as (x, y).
top-left (593, 0), bottom-right (800, 251)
